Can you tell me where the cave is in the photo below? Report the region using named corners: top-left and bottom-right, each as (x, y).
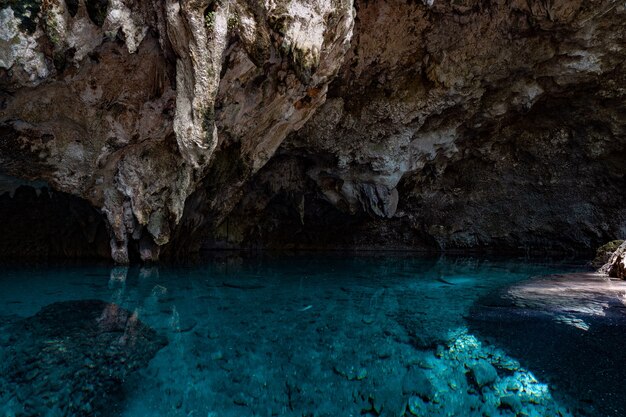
top-left (0, 174), bottom-right (110, 260)
top-left (0, 0), bottom-right (625, 416)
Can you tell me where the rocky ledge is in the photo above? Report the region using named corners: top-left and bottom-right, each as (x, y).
top-left (0, 0), bottom-right (625, 262)
top-left (600, 240), bottom-right (626, 279)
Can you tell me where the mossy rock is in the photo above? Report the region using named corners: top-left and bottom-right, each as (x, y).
top-left (605, 241), bottom-right (626, 280)
top-left (592, 240), bottom-right (625, 268)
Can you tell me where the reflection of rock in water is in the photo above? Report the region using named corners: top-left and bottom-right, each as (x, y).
top-left (468, 273), bottom-right (626, 417)
top-left (0, 300), bottom-right (167, 417)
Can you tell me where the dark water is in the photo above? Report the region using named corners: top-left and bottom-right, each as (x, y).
top-left (0, 255), bottom-right (616, 417)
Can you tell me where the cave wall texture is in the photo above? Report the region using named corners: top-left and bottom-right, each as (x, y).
top-left (0, 0), bottom-right (624, 262)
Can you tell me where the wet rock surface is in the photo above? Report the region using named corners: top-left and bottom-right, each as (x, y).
top-left (0, 300), bottom-right (167, 417)
top-left (469, 272), bottom-right (626, 417)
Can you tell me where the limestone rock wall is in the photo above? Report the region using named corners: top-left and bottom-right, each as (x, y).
top-left (0, 0), bottom-right (354, 261)
top-left (0, 0), bottom-right (624, 260)
top-left (201, 0), bottom-right (626, 253)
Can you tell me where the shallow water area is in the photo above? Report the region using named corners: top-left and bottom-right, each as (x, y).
top-left (0, 254), bottom-right (616, 417)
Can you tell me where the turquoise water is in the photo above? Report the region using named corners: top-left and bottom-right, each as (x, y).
top-left (0, 255), bottom-right (613, 417)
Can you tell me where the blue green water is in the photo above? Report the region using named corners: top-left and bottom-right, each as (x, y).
top-left (0, 255), bottom-right (615, 417)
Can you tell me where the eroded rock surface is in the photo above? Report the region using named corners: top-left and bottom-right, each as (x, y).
top-left (601, 240), bottom-right (626, 279)
top-left (592, 239), bottom-right (624, 268)
top-left (0, 0), bottom-right (355, 261)
top-left (0, 0), bottom-right (625, 260)
top-left (212, 0), bottom-right (626, 252)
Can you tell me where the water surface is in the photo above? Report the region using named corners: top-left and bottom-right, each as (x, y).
top-left (0, 255), bottom-right (611, 417)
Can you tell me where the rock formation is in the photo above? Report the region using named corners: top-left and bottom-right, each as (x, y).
top-left (0, 0), bottom-right (625, 261)
top-left (601, 240), bottom-right (626, 279)
top-left (591, 239), bottom-right (624, 267)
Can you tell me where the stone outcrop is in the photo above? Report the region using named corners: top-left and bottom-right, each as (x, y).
top-left (592, 239), bottom-right (624, 267)
top-left (0, 0), bottom-right (625, 261)
top-left (1, 0), bottom-right (354, 261)
top-left (601, 240), bottom-right (626, 279)
top-left (210, 0), bottom-right (626, 252)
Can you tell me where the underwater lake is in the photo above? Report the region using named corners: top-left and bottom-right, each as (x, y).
top-left (0, 255), bottom-right (623, 417)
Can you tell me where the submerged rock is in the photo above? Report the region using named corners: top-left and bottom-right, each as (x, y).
top-left (0, 300), bottom-right (167, 417)
top-left (468, 360), bottom-right (498, 388)
top-left (333, 363), bottom-right (368, 381)
top-left (469, 273), bottom-right (626, 417)
top-left (402, 367), bottom-right (435, 401)
top-left (499, 394), bottom-right (523, 414)
top-left (407, 395), bottom-right (427, 416)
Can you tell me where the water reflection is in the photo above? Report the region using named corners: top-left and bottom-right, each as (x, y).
top-left (0, 256), bottom-right (605, 417)
top-left (0, 300), bottom-right (166, 417)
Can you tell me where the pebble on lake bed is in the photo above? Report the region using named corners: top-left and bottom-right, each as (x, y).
top-left (334, 364), bottom-right (368, 381)
top-left (468, 360), bottom-right (498, 388)
top-left (0, 300), bottom-right (167, 417)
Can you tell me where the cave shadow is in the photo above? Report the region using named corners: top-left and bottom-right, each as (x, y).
top-left (0, 184), bottom-right (110, 260)
top-left (467, 295), bottom-right (626, 417)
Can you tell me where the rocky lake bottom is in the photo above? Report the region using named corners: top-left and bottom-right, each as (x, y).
top-left (0, 255), bottom-right (624, 417)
